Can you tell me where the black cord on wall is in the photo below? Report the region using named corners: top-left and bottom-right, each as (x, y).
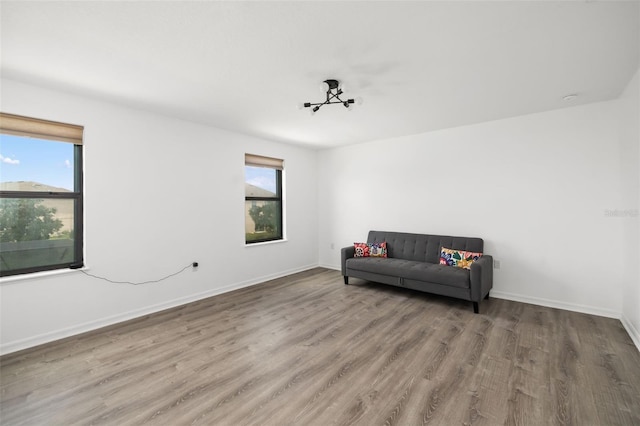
top-left (79, 263), bottom-right (194, 285)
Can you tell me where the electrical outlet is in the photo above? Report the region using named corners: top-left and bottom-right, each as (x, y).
top-left (493, 260), bottom-right (501, 269)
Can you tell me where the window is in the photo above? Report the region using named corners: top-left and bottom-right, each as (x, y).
top-left (245, 154), bottom-right (283, 244)
top-left (0, 113), bottom-right (83, 277)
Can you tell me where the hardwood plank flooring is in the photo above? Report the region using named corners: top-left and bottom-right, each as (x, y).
top-left (1, 268), bottom-right (639, 425)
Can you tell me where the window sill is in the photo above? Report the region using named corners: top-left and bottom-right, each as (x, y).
top-left (0, 266), bottom-right (89, 285)
top-left (245, 238), bottom-right (288, 248)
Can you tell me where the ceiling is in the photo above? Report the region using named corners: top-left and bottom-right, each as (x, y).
top-left (1, 1), bottom-right (639, 149)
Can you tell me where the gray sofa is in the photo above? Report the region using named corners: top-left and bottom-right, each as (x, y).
top-left (341, 230), bottom-right (493, 313)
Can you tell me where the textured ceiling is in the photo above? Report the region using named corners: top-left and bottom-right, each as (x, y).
top-left (1, 1), bottom-right (639, 148)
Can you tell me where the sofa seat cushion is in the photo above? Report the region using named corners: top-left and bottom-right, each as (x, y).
top-left (346, 257), bottom-right (470, 289)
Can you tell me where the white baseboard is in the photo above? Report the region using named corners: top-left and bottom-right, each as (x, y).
top-left (490, 290), bottom-right (620, 319)
top-left (318, 263), bottom-right (340, 271)
top-left (0, 263), bottom-right (319, 355)
top-left (621, 315), bottom-right (640, 352)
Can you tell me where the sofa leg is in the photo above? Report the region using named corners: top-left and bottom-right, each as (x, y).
top-left (484, 292), bottom-right (490, 300)
top-left (344, 276), bottom-right (349, 285)
top-left (473, 302), bottom-right (479, 314)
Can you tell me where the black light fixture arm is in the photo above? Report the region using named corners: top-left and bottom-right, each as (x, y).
top-left (302, 79), bottom-right (357, 113)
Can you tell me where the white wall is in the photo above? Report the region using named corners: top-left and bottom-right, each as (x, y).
top-left (318, 100), bottom-right (627, 318)
top-left (2, 76), bottom-right (637, 355)
top-left (0, 79), bottom-right (319, 354)
top-left (619, 67), bottom-right (640, 347)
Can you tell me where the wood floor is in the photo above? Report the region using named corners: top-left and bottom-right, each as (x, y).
top-left (1, 268), bottom-right (639, 426)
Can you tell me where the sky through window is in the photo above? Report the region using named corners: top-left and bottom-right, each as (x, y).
top-left (0, 134), bottom-right (74, 191)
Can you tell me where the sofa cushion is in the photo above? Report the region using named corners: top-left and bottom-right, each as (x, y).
top-left (346, 257), bottom-right (470, 289)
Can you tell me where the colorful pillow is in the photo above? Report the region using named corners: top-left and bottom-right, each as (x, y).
top-left (354, 242), bottom-right (388, 258)
top-left (369, 242), bottom-right (387, 258)
top-left (439, 247), bottom-right (482, 270)
top-left (354, 242), bottom-right (370, 257)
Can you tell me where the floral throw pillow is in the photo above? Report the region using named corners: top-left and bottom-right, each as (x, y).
top-left (369, 242), bottom-right (387, 258)
top-left (354, 242), bottom-right (370, 257)
top-left (439, 247), bottom-right (482, 270)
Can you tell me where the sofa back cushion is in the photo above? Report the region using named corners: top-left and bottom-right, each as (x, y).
top-left (367, 230), bottom-right (483, 264)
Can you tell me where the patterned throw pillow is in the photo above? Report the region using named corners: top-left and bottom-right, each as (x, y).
top-left (354, 242), bottom-right (370, 257)
top-left (439, 247), bottom-right (482, 270)
top-left (369, 242), bottom-right (387, 258)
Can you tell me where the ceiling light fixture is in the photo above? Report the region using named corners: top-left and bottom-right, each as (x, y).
top-left (301, 79), bottom-right (362, 115)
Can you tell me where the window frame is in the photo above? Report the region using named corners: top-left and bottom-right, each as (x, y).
top-left (244, 154), bottom-right (284, 245)
top-left (0, 113), bottom-right (84, 277)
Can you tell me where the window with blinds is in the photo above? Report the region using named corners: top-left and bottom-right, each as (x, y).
top-left (244, 154), bottom-right (284, 244)
top-left (0, 113), bottom-right (84, 276)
